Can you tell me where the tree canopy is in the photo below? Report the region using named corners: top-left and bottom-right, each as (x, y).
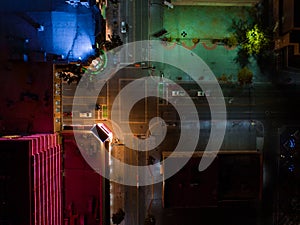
top-left (241, 24), bottom-right (270, 55)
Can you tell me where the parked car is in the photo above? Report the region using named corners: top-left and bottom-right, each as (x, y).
top-left (120, 21), bottom-right (128, 34)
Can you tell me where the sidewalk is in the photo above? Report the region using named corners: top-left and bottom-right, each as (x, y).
top-left (104, 0), bottom-right (121, 39)
top-left (149, 4), bottom-right (270, 84)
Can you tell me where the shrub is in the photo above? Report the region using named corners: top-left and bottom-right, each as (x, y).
top-left (237, 67), bottom-right (253, 85)
top-left (166, 36), bottom-right (173, 42)
top-left (218, 74), bottom-right (233, 84)
top-left (192, 38), bottom-right (200, 44)
top-left (223, 34), bottom-right (238, 47)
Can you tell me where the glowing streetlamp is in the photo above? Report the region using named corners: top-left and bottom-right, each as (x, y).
top-left (91, 123), bottom-right (113, 142)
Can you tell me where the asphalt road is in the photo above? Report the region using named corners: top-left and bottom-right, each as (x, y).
top-left (110, 1), bottom-right (300, 224)
top-left (119, 0), bottom-right (149, 41)
top-left (108, 64), bottom-right (300, 225)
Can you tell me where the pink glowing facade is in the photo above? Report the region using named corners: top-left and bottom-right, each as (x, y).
top-left (0, 133), bottom-right (62, 225)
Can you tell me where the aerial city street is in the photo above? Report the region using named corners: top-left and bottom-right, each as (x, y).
top-left (0, 0), bottom-right (300, 225)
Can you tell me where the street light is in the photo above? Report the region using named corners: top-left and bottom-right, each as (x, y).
top-left (163, 0), bottom-right (173, 8)
top-left (150, 2), bottom-right (164, 7)
top-left (91, 123), bottom-right (113, 142)
top-left (150, 1), bottom-right (174, 9)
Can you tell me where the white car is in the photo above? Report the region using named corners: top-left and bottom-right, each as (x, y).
top-left (120, 21), bottom-right (127, 34)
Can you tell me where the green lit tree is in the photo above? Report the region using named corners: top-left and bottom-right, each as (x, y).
top-left (230, 6), bottom-right (274, 70)
top-left (241, 24), bottom-right (270, 55)
top-left (231, 4), bottom-right (270, 56)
